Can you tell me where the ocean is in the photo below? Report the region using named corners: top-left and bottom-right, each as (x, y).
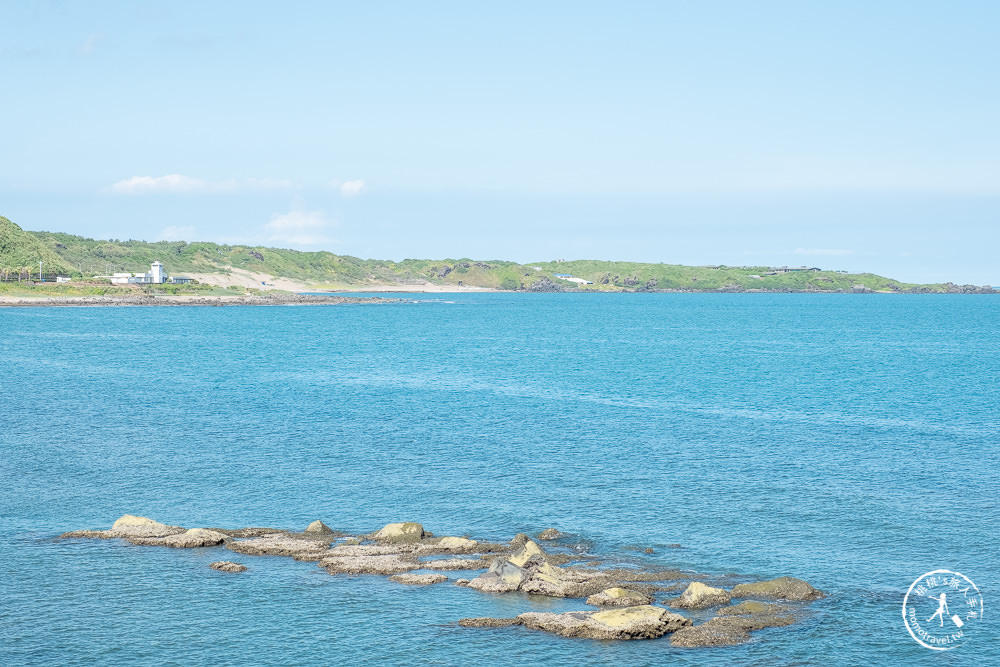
top-left (2, 293), bottom-right (997, 665)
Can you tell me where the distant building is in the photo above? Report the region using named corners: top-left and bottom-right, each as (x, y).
top-left (110, 261), bottom-right (173, 284)
top-left (169, 276), bottom-right (193, 284)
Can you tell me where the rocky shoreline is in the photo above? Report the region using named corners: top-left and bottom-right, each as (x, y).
top-left (61, 515), bottom-right (825, 647)
top-left (0, 294), bottom-right (400, 307)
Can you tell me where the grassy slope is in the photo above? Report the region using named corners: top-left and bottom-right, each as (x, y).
top-left (0, 215), bottom-right (978, 293)
top-left (0, 216), bottom-right (74, 275)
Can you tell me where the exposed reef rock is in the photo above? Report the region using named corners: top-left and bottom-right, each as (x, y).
top-left (304, 520), bottom-right (334, 534)
top-left (388, 573), bottom-right (448, 586)
top-left (60, 514), bottom-right (185, 540)
top-left (226, 534), bottom-right (331, 560)
top-left (111, 515), bottom-right (184, 537)
top-left (210, 561), bottom-right (247, 573)
top-left (538, 528), bottom-right (563, 541)
top-left (421, 558), bottom-right (485, 570)
top-left (731, 577), bottom-right (824, 601)
top-left (586, 587), bottom-right (654, 607)
top-left (320, 554), bottom-right (416, 575)
top-left (668, 581), bottom-right (732, 609)
top-left (161, 528), bottom-right (229, 548)
top-left (518, 606), bottom-right (691, 640)
top-left (372, 522), bottom-right (425, 543)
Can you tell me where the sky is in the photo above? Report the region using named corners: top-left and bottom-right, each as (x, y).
top-left (1, 1), bottom-right (998, 284)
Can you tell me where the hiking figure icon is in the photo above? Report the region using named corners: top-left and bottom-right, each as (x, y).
top-left (927, 593), bottom-right (949, 626)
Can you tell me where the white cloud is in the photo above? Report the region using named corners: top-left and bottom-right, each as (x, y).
top-left (79, 33), bottom-right (104, 56)
top-left (109, 174), bottom-right (293, 194)
top-left (793, 248), bottom-right (855, 257)
top-left (157, 225), bottom-right (196, 242)
top-left (112, 174), bottom-right (207, 193)
top-left (264, 208), bottom-right (334, 246)
top-left (339, 179), bottom-right (365, 197)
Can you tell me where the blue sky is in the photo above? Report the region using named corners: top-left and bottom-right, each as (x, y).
top-left (2, 1), bottom-right (998, 284)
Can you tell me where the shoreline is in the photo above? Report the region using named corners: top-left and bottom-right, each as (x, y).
top-left (0, 293), bottom-right (401, 307)
top-left (2, 285), bottom-right (996, 306)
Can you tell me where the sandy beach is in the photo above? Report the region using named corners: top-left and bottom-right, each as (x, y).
top-left (184, 266), bottom-right (498, 294)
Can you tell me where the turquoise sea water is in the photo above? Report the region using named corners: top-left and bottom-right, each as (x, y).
top-left (2, 293), bottom-right (998, 665)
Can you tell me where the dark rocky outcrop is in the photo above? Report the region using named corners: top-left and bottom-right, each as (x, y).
top-left (538, 528), bottom-right (563, 541)
top-left (458, 617), bottom-right (523, 628)
top-left (388, 573), bottom-right (447, 585)
top-left (731, 577), bottom-right (824, 601)
top-left (210, 561), bottom-right (247, 573)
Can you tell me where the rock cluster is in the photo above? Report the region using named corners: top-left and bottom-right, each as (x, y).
top-left (60, 515), bottom-right (825, 648)
top-left (731, 576), bottom-right (824, 601)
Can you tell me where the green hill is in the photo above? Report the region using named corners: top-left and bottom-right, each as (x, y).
top-left (0, 215), bottom-right (992, 293)
top-left (0, 216), bottom-right (74, 278)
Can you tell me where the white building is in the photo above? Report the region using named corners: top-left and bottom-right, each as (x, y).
top-left (110, 261), bottom-right (169, 285)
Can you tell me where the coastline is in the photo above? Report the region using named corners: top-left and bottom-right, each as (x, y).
top-left (0, 293), bottom-right (400, 307)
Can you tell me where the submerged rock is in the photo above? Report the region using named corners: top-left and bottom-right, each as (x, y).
top-left (731, 577), bottom-right (824, 601)
top-left (388, 573), bottom-right (448, 586)
top-left (518, 605), bottom-right (691, 640)
top-left (372, 522), bottom-right (425, 543)
top-left (670, 601), bottom-right (796, 647)
top-left (459, 617), bottom-right (523, 628)
top-left (586, 587), bottom-right (653, 607)
top-left (210, 561), bottom-right (247, 573)
top-left (670, 618), bottom-right (751, 647)
top-left (668, 581), bottom-right (732, 609)
top-left (304, 520), bottom-right (334, 534)
top-left (715, 601), bottom-right (796, 630)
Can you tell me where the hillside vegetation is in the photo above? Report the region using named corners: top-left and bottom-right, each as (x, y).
top-left (1, 215), bottom-right (991, 293)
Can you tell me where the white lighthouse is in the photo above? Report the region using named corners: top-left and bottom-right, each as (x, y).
top-left (150, 261), bottom-right (166, 284)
